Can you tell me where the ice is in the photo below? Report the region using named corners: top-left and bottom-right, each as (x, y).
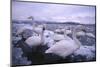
top-left (74, 45), bottom-right (95, 60)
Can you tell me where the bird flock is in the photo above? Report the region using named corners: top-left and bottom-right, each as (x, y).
top-left (16, 23), bottom-right (95, 60)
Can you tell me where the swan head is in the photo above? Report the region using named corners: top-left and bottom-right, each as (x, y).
top-left (42, 24), bottom-right (46, 31)
top-left (38, 24), bottom-right (46, 31)
top-left (42, 24), bottom-right (47, 30)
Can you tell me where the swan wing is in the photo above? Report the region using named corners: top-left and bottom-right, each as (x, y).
top-left (45, 40), bottom-right (76, 58)
top-left (25, 36), bottom-right (41, 47)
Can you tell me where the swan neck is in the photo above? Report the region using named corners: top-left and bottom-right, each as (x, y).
top-left (72, 28), bottom-right (81, 47)
top-left (41, 28), bottom-right (45, 45)
top-left (64, 30), bottom-right (67, 38)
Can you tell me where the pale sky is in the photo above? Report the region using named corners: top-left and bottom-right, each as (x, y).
top-left (12, 1), bottom-right (96, 24)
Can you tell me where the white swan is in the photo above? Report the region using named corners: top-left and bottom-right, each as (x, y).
top-left (64, 26), bottom-right (85, 36)
top-left (25, 24), bottom-right (45, 47)
top-left (43, 30), bottom-right (55, 48)
top-left (55, 29), bottom-right (62, 33)
top-left (65, 26), bottom-right (95, 38)
top-left (25, 24), bottom-right (55, 48)
top-left (16, 25), bottom-right (41, 40)
top-left (86, 33), bottom-right (95, 38)
top-left (45, 27), bottom-right (72, 48)
top-left (64, 26), bottom-right (72, 35)
top-left (25, 35), bottom-right (42, 47)
top-left (76, 31), bottom-right (95, 38)
top-left (16, 25), bottom-right (33, 35)
top-left (55, 28), bottom-right (64, 34)
top-left (53, 28), bottom-right (69, 41)
top-left (45, 25), bottom-right (84, 58)
top-left (65, 29), bottom-right (72, 35)
top-left (53, 27), bottom-right (73, 42)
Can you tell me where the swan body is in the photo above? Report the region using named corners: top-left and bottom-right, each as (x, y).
top-left (70, 29), bottom-right (95, 38)
top-left (76, 31), bottom-right (95, 38)
top-left (45, 39), bottom-right (79, 58)
top-left (65, 30), bottom-right (72, 35)
top-left (54, 28), bottom-right (64, 34)
top-left (25, 35), bottom-right (41, 47)
top-left (25, 24), bottom-right (45, 47)
top-left (86, 33), bottom-right (95, 38)
top-left (76, 31), bottom-right (86, 36)
top-left (55, 29), bottom-right (61, 33)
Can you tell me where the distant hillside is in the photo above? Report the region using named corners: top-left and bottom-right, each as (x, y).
top-left (12, 20), bottom-right (95, 26)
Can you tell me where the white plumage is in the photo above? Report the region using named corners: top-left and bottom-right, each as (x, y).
top-left (43, 30), bottom-right (55, 47)
top-left (25, 35), bottom-right (41, 47)
top-left (86, 33), bottom-right (95, 38)
top-left (24, 24), bottom-right (44, 47)
top-left (54, 28), bottom-right (65, 41)
top-left (53, 33), bottom-right (65, 41)
top-left (33, 25), bottom-right (43, 34)
top-left (55, 29), bottom-right (62, 33)
top-left (16, 25), bottom-right (33, 35)
top-left (76, 31), bottom-right (86, 36)
top-left (65, 29), bottom-right (72, 35)
top-left (25, 24), bottom-right (55, 47)
top-left (45, 39), bottom-right (79, 58)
